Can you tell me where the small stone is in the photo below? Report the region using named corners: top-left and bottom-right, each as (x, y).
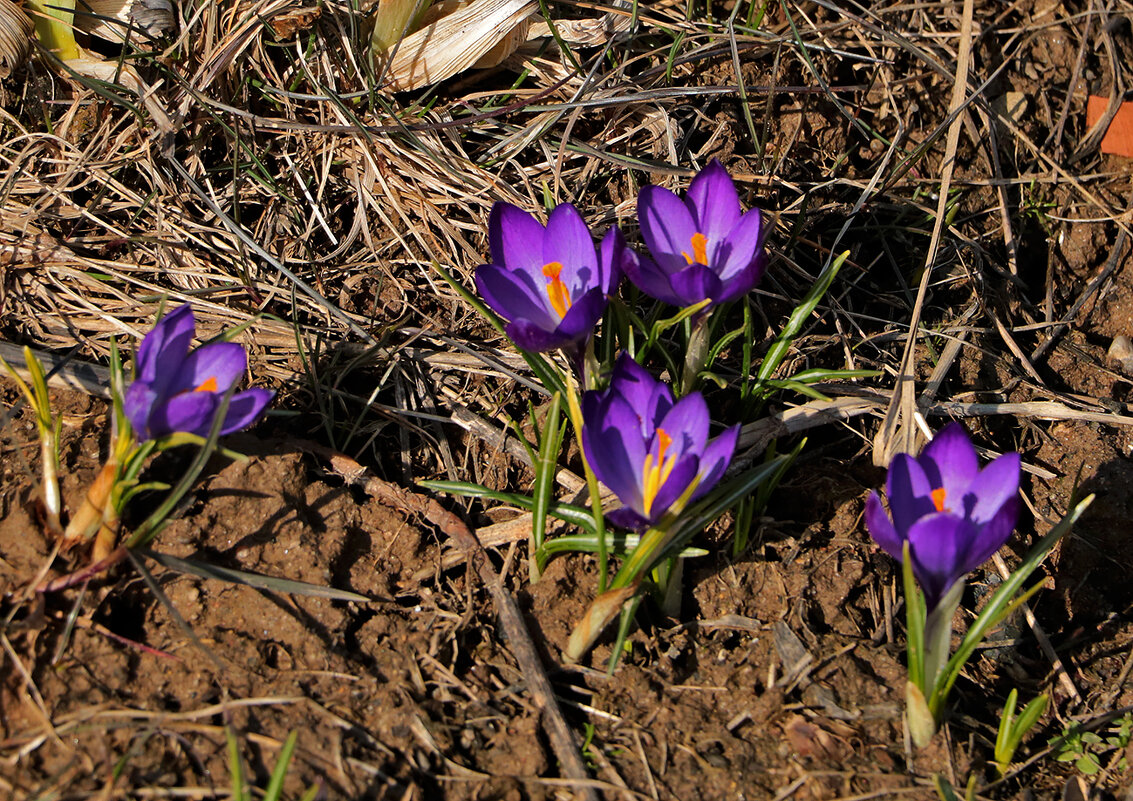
top-left (1107, 335), bottom-right (1133, 374)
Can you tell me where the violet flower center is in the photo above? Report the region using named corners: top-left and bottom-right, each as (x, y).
top-left (681, 232), bottom-right (709, 266)
top-left (542, 261), bottom-right (572, 319)
top-left (642, 428), bottom-right (676, 517)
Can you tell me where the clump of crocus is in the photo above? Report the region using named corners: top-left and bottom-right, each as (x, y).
top-left (581, 353), bottom-right (739, 531)
top-left (630, 159), bottom-right (768, 308)
top-left (865, 422), bottom-right (1021, 611)
top-left (475, 202), bottom-right (628, 354)
top-left (124, 305), bottom-right (275, 441)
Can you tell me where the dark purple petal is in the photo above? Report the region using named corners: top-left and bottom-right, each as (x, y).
top-left (219, 388), bottom-right (275, 435)
top-left (608, 354), bottom-right (672, 433)
top-left (920, 422), bottom-right (980, 500)
top-left (169, 341), bottom-right (247, 395)
top-left (594, 393), bottom-right (648, 470)
top-left (713, 259), bottom-right (765, 305)
top-left (966, 452), bottom-right (1021, 524)
top-left (646, 455), bottom-right (700, 523)
top-left (489, 202), bottom-right (545, 273)
top-left (886, 453), bottom-right (937, 533)
top-left (668, 263), bottom-right (723, 306)
top-left (864, 492), bottom-right (904, 561)
top-left (606, 506), bottom-right (650, 532)
top-left (555, 288), bottom-right (609, 344)
top-left (475, 263), bottom-right (559, 332)
top-left (505, 319), bottom-right (572, 352)
top-left (906, 512), bottom-right (978, 609)
top-left (624, 254), bottom-right (683, 305)
top-left (638, 185), bottom-right (699, 274)
top-left (137, 304), bottom-right (194, 389)
top-left (691, 424), bottom-right (739, 501)
top-left (713, 207), bottom-right (766, 283)
top-left (961, 495), bottom-right (1019, 573)
top-left (544, 203), bottom-right (597, 292)
top-left (657, 392), bottom-right (710, 455)
top-left (597, 226), bottom-right (628, 295)
top-left (123, 381), bottom-right (158, 439)
top-left (685, 160), bottom-right (741, 248)
top-left (149, 390), bottom-right (220, 438)
top-left (583, 416), bottom-right (646, 517)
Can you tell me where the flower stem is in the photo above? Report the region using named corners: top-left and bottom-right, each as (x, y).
top-left (680, 312), bottom-right (711, 396)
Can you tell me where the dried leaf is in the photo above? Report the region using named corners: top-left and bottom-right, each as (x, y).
top-left (377, 0), bottom-right (536, 92)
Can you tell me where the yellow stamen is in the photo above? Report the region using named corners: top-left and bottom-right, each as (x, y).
top-left (642, 429), bottom-right (677, 517)
top-left (194, 376), bottom-right (219, 393)
top-left (542, 261), bottom-right (572, 319)
top-left (931, 487), bottom-right (947, 512)
top-left (681, 232), bottom-right (709, 266)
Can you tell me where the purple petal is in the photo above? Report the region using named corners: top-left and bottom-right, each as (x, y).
top-left (685, 160), bottom-right (741, 249)
top-left (657, 392), bottom-right (710, 455)
top-left (638, 185), bottom-right (699, 274)
top-left (713, 207), bottom-right (767, 283)
top-left (554, 288), bottom-right (609, 344)
top-left (864, 492), bottom-right (904, 561)
top-left (220, 388), bottom-right (275, 435)
top-left (690, 424), bottom-right (739, 501)
top-left (170, 342), bottom-right (247, 395)
top-left (608, 354), bottom-right (672, 434)
top-left (668, 263), bottom-right (723, 307)
top-left (150, 391), bottom-right (220, 438)
top-left (886, 453), bottom-right (937, 533)
top-left (646, 455), bottom-right (700, 523)
top-left (961, 495), bottom-right (1020, 573)
top-left (476, 263), bottom-right (559, 331)
top-left (505, 319), bottom-right (572, 352)
top-left (606, 506), bottom-right (650, 532)
top-left (920, 422), bottom-right (979, 500)
top-left (583, 408), bottom-right (647, 516)
top-left (907, 512), bottom-right (978, 609)
top-left (592, 393), bottom-right (649, 471)
top-left (624, 254), bottom-right (683, 305)
top-left (123, 381), bottom-right (158, 440)
top-left (966, 452), bottom-right (1021, 524)
top-left (137, 304), bottom-right (194, 389)
top-left (597, 226), bottom-right (628, 295)
top-left (544, 203), bottom-right (597, 292)
top-left (489, 203), bottom-right (545, 273)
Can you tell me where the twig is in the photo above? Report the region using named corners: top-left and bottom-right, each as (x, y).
top-left (873, 0), bottom-right (975, 466)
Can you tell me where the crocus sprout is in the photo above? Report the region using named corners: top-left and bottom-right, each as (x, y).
top-left (631, 160), bottom-right (769, 308)
top-left (475, 201), bottom-right (627, 354)
top-left (581, 353), bottom-right (738, 531)
top-left (864, 422), bottom-right (1021, 611)
top-left (123, 305), bottom-right (274, 441)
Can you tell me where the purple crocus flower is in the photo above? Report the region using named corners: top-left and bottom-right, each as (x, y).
top-left (581, 354), bottom-right (739, 531)
top-left (474, 202), bottom-right (627, 353)
top-left (630, 160), bottom-right (769, 308)
top-left (865, 423), bottom-right (1021, 610)
top-left (123, 305), bottom-right (274, 441)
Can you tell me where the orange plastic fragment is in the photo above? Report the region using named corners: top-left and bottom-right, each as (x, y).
top-left (1086, 95), bottom-right (1133, 157)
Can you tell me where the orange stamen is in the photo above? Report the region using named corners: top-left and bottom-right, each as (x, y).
top-left (931, 487), bottom-right (947, 512)
top-left (542, 261), bottom-right (572, 319)
top-left (642, 429), bottom-right (677, 517)
top-left (194, 376), bottom-right (219, 393)
top-left (681, 232), bottom-right (709, 266)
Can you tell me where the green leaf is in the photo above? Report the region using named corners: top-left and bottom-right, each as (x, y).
top-left (140, 550), bottom-right (371, 603)
top-left (264, 730), bottom-right (299, 801)
top-left (419, 479), bottom-right (597, 533)
top-left (755, 251), bottom-right (849, 388)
